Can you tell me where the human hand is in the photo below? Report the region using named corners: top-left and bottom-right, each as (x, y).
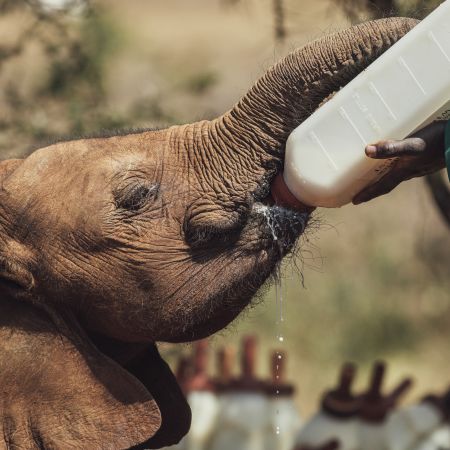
top-left (353, 121), bottom-right (447, 204)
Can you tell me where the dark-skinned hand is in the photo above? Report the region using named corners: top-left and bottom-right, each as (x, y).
top-left (353, 120), bottom-right (447, 205)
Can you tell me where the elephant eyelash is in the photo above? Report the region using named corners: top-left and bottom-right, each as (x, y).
top-left (114, 182), bottom-right (160, 212)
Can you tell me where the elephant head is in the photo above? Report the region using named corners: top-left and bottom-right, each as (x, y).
top-left (0, 17), bottom-right (417, 449)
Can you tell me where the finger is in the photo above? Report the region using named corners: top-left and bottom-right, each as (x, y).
top-left (353, 175), bottom-right (401, 205)
top-left (366, 138), bottom-right (426, 159)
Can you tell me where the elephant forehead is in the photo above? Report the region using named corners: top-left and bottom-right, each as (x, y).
top-left (8, 145), bottom-right (161, 214)
top-left (16, 142), bottom-right (144, 184)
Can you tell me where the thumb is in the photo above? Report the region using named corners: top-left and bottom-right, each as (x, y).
top-left (366, 138), bottom-right (426, 159)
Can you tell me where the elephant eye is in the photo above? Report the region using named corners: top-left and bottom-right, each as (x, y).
top-left (115, 182), bottom-right (159, 212)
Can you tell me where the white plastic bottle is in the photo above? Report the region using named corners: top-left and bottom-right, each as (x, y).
top-left (163, 357), bottom-right (192, 450)
top-left (356, 362), bottom-right (412, 450)
top-left (264, 351), bottom-right (302, 450)
top-left (213, 345), bottom-right (235, 396)
top-left (182, 340), bottom-right (220, 450)
top-left (294, 363), bottom-right (360, 450)
top-left (282, 0), bottom-right (450, 208)
top-left (412, 427), bottom-right (450, 450)
top-left (211, 344), bottom-right (236, 446)
top-left (209, 336), bottom-right (270, 450)
top-left (398, 392), bottom-right (450, 450)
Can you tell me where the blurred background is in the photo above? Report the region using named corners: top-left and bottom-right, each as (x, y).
top-left (0, 0), bottom-right (449, 416)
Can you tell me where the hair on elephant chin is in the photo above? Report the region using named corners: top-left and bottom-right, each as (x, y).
top-left (278, 211), bottom-right (323, 288)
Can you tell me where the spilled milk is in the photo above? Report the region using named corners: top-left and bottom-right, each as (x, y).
top-left (267, 277), bottom-right (302, 450)
top-left (275, 278), bottom-right (284, 436)
top-left (258, 203), bottom-right (302, 448)
top-left (260, 203), bottom-right (286, 438)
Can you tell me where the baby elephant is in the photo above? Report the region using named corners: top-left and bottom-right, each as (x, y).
top-left (0, 18), bottom-right (418, 450)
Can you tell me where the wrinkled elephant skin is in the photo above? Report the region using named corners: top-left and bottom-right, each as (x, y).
top-left (0, 18), bottom-right (417, 450)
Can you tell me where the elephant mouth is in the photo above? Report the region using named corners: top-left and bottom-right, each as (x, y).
top-left (251, 202), bottom-right (309, 255)
top-left (247, 170), bottom-right (311, 258)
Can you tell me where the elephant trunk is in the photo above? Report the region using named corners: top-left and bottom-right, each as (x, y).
top-left (210, 17), bottom-right (419, 167)
top-left (173, 18), bottom-right (419, 232)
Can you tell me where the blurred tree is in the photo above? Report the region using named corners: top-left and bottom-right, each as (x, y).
top-left (0, 0), bottom-right (187, 159)
top-left (0, 0), bottom-right (123, 155)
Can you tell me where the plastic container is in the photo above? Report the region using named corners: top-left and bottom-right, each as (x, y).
top-left (386, 401), bottom-right (443, 450)
top-left (187, 391), bottom-right (220, 450)
top-left (356, 362), bottom-right (412, 450)
top-left (209, 392), bottom-right (270, 450)
top-left (294, 363), bottom-right (360, 450)
top-left (283, 0), bottom-right (450, 207)
top-left (384, 389), bottom-right (450, 450)
top-left (179, 340), bottom-right (220, 450)
top-left (209, 337), bottom-right (270, 450)
top-left (412, 426), bottom-right (450, 450)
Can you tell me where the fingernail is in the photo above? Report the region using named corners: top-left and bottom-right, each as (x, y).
top-left (366, 145), bottom-right (377, 157)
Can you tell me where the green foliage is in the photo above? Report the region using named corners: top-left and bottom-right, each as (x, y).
top-left (38, 7), bottom-right (128, 136)
top-left (45, 11), bottom-right (120, 98)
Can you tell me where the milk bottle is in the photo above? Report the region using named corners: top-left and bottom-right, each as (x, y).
top-left (209, 336), bottom-right (270, 450)
top-left (182, 340), bottom-right (220, 450)
top-left (280, 0), bottom-right (450, 207)
top-left (394, 391), bottom-right (450, 450)
top-left (294, 363), bottom-right (360, 450)
top-left (357, 362), bottom-right (412, 450)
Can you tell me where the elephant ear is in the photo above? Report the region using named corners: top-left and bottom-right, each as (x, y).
top-left (0, 297), bottom-right (161, 449)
